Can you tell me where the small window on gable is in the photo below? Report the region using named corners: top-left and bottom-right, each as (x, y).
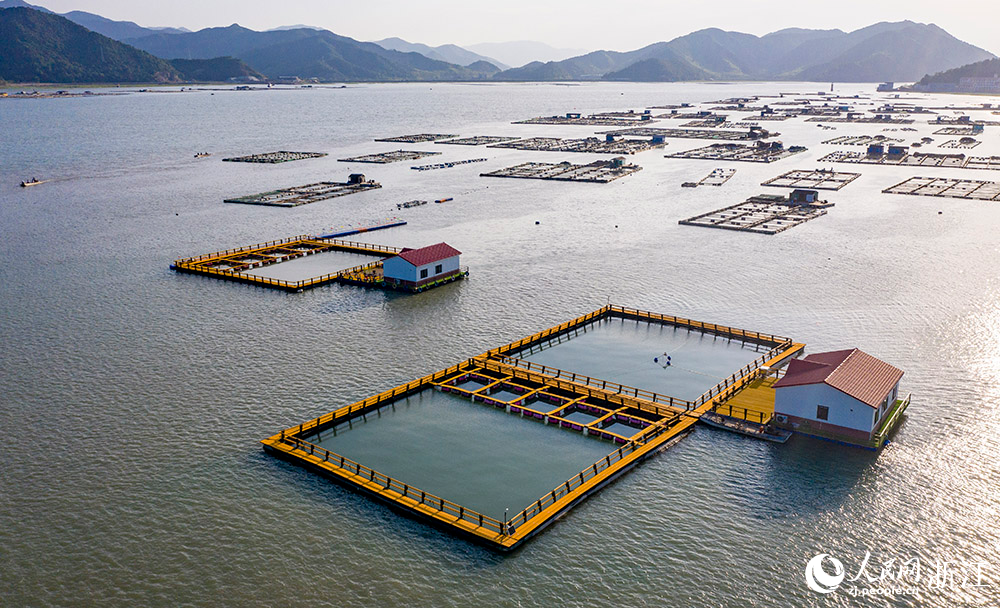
top-left (420, 268), bottom-right (428, 279)
top-left (816, 405), bottom-right (829, 421)
top-left (435, 264), bottom-right (443, 274)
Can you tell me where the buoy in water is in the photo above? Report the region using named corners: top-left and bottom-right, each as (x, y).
top-left (535, 221), bottom-right (540, 225)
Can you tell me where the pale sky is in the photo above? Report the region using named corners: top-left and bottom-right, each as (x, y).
top-left (30, 0), bottom-right (1000, 56)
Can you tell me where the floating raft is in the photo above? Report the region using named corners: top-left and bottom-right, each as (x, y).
top-left (698, 168), bottom-right (736, 186)
top-left (679, 194), bottom-right (832, 235)
top-left (481, 158), bottom-right (642, 183)
top-left (339, 150), bottom-right (442, 164)
top-left (761, 169), bottom-right (860, 191)
top-left (819, 150), bottom-right (1000, 170)
top-left (822, 135), bottom-right (903, 146)
top-left (489, 137), bottom-right (663, 155)
top-left (222, 151), bottom-right (327, 164)
top-left (375, 134), bottom-right (458, 143)
top-left (224, 179), bottom-right (381, 207)
top-left (940, 139), bottom-right (980, 149)
top-left (666, 142), bottom-right (805, 163)
top-left (598, 127), bottom-right (772, 141)
top-left (933, 127), bottom-right (983, 136)
top-left (882, 176), bottom-right (1000, 201)
top-left (513, 113), bottom-right (658, 127)
top-left (411, 158), bottom-right (487, 171)
top-left (261, 304), bottom-right (801, 552)
top-left (436, 136), bottom-right (519, 146)
top-left (317, 219), bottom-right (406, 239)
top-left (805, 115), bottom-right (913, 124)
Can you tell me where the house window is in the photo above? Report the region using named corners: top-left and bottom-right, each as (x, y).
top-left (816, 405), bottom-right (829, 421)
top-left (420, 268), bottom-right (428, 279)
top-left (435, 264), bottom-right (443, 275)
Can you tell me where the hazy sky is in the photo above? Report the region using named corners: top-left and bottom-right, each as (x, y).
top-left (32, 0), bottom-right (1000, 55)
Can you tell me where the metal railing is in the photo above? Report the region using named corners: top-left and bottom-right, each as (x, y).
top-left (282, 436), bottom-right (504, 534)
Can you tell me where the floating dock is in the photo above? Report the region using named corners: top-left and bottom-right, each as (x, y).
top-left (221, 151), bottom-right (327, 164)
top-left (411, 158), bottom-right (487, 171)
top-left (666, 142), bottom-right (805, 163)
top-left (339, 150), bottom-right (442, 164)
top-left (375, 134), bottom-right (458, 143)
top-left (481, 158), bottom-right (642, 183)
top-left (679, 193), bottom-right (833, 235)
top-left (882, 176), bottom-right (1000, 201)
top-left (436, 136), bottom-right (519, 146)
top-left (261, 305), bottom-right (802, 552)
top-left (761, 169), bottom-right (860, 191)
top-left (819, 150), bottom-right (1000, 170)
top-left (317, 219), bottom-right (407, 239)
top-left (597, 127), bottom-right (773, 141)
top-left (488, 137), bottom-right (664, 155)
top-left (932, 127), bottom-right (982, 136)
top-left (223, 177), bottom-right (381, 207)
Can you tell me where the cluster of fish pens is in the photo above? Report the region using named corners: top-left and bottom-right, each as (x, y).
top-left (221, 151), bottom-right (327, 163)
top-left (261, 305), bottom-right (800, 551)
top-left (481, 158), bottom-right (642, 183)
top-left (488, 136), bottom-right (664, 155)
top-left (761, 169), bottom-right (860, 191)
top-left (883, 176), bottom-right (1000, 201)
top-left (819, 150), bottom-right (1000, 170)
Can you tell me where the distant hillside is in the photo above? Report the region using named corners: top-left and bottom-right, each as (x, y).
top-left (374, 37), bottom-right (507, 70)
top-left (0, 7), bottom-right (180, 83)
top-left (915, 57), bottom-right (1000, 86)
top-left (493, 22), bottom-right (995, 82)
top-left (0, 0), bottom-right (187, 40)
top-left (465, 41), bottom-right (589, 68)
top-left (125, 24), bottom-right (496, 81)
top-left (169, 56), bottom-right (263, 82)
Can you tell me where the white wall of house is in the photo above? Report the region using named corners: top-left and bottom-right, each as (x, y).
top-left (383, 255), bottom-right (460, 284)
top-left (774, 383), bottom-right (879, 433)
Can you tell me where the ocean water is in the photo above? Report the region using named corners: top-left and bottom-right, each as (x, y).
top-left (2, 81), bottom-right (1000, 607)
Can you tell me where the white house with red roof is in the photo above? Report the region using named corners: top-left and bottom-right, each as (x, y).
top-left (382, 242), bottom-right (462, 290)
top-left (772, 348), bottom-right (906, 448)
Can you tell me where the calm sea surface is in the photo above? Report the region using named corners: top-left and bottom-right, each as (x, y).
top-left (2, 82), bottom-right (999, 607)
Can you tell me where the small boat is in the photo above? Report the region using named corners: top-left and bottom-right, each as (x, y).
top-left (681, 182), bottom-right (698, 188)
top-left (194, 152), bottom-right (211, 158)
top-left (397, 200), bottom-right (428, 209)
top-left (434, 197), bottom-right (454, 204)
top-left (20, 178), bottom-right (46, 187)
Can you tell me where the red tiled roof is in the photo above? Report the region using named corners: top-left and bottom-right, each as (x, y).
top-left (395, 242), bottom-right (461, 267)
top-left (773, 348), bottom-right (903, 407)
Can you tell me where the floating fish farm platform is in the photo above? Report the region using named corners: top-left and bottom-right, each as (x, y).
top-left (761, 169), bottom-right (860, 191)
top-left (819, 150), bottom-right (1000, 170)
top-left (339, 150), bottom-right (442, 164)
top-left (694, 168), bottom-right (736, 187)
top-left (436, 136), bottom-right (519, 146)
top-left (679, 194), bottom-right (832, 235)
top-left (481, 159), bottom-right (642, 183)
top-left (932, 127), bottom-right (982, 136)
top-left (940, 139), bottom-right (980, 149)
top-left (261, 305), bottom-right (803, 552)
top-left (375, 134), bottom-right (458, 143)
top-left (882, 177), bottom-right (1000, 201)
top-left (513, 114), bottom-right (658, 127)
top-left (822, 135), bottom-right (903, 146)
top-left (221, 151), bottom-right (327, 164)
top-left (223, 179), bottom-right (381, 207)
top-left (805, 116), bottom-right (913, 124)
top-left (171, 236), bottom-right (400, 292)
top-left (598, 127), bottom-right (773, 141)
top-left (666, 143), bottom-right (805, 163)
top-left (488, 137), bottom-right (663, 155)
top-left (411, 158), bottom-right (487, 171)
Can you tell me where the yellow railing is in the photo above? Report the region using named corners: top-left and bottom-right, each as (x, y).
top-left (282, 436), bottom-right (505, 534)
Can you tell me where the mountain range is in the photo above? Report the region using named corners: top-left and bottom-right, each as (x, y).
top-left (0, 1), bottom-right (995, 85)
top-left (497, 22), bottom-right (994, 82)
top-left (373, 37), bottom-right (507, 70)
